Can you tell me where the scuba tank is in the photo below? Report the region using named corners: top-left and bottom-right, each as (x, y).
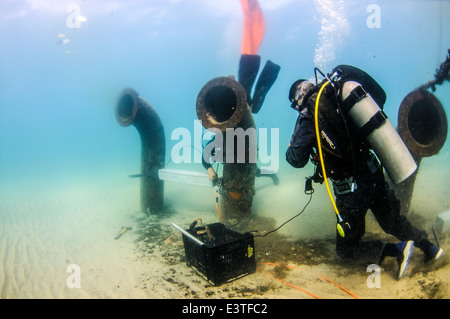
top-left (330, 65), bottom-right (417, 184)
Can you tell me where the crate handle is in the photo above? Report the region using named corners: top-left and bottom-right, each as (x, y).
top-left (171, 223), bottom-right (205, 247)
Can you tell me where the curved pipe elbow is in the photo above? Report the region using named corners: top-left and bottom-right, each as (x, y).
top-left (116, 87), bottom-right (165, 214)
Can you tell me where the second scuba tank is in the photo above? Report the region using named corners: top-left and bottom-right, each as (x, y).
top-left (340, 80), bottom-right (417, 184)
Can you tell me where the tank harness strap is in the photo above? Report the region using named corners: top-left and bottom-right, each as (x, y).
top-left (340, 84), bottom-right (388, 138)
top-left (341, 85), bottom-right (367, 114)
top-left (358, 110), bottom-right (388, 138)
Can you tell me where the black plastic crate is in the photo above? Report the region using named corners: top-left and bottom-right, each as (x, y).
top-left (174, 222), bottom-right (256, 286)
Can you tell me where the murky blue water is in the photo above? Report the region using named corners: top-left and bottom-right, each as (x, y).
top-left (1, 0), bottom-right (449, 184)
top-left (0, 0), bottom-right (450, 300)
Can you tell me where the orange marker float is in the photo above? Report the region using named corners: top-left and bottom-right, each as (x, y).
top-left (239, 0), bottom-right (265, 55)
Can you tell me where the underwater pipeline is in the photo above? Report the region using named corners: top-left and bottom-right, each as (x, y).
top-left (115, 87), bottom-right (166, 215)
top-left (396, 50), bottom-right (450, 215)
top-left (196, 76), bottom-right (257, 219)
top-left (396, 89), bottom-right (448, 215)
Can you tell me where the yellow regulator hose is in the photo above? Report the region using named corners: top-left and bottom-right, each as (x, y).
top-left (314, 81), bottom-right (348, 237)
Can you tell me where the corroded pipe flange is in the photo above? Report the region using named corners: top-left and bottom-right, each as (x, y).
top-left (398, 89), bottom-right (447, 158)
top-left (196, 76), bottom-right (248, 132)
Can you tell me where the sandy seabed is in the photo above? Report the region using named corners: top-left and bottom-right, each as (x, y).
top-left (0, 158), bottom-right (449, 300)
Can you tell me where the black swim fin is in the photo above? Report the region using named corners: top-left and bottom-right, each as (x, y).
top-left (238, 54), bottom-right (261, 106)
top-left (251, 60), bottom-right (280, 114)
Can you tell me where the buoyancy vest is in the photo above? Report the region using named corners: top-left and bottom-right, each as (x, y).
top-left (309, 65), bottom-right (387, 180)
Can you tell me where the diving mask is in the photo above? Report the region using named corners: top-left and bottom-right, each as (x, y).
top-left (290, 80), bottom-right (315, 111)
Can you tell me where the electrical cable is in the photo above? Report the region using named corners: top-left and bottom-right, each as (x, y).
top-left (253, 193), bottom-right (313, 238)
top-left (215, 189), bottom-right (225, 224)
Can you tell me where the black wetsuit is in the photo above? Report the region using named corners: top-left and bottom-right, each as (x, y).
top-left (286, 95), bottom-right (433, 264)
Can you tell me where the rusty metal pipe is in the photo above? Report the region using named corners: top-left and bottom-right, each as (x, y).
top-left (396, 89), bottom-right (447, 215)
top-left (196, 77), bottom-right (257, 219)
top-left (115, 88), bottom-right (165, 215)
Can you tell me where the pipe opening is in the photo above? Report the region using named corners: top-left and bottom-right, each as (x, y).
top-left (118, 94), bottom-right (135, 122)
top-left (407, 100), bottom-right (441, 145)
top-left (204, 85), bottom-right (237, 123)
top-left (116, 89), bottom-right (138, 127)
top-left (118, 94), bottom-right (134, 118)
top-left (398, 89), bottom-right (447, 158)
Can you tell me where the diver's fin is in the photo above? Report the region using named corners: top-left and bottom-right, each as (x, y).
top-left (238, 54), bottom-right (261, 105)
top-left (251, 60), bottom-right (280, 114)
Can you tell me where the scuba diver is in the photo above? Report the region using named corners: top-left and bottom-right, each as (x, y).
top-left (285, 65), bottom-right (443, 279)
top-left (203, 54), bottom-right (280, 186)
